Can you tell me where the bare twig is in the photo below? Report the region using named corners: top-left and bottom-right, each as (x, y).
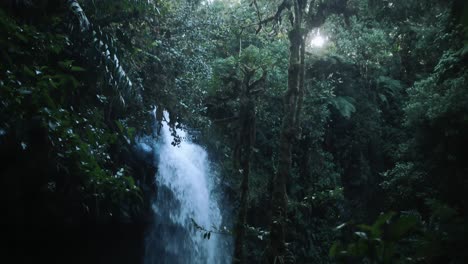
top-left (191, 218), bottom-right (233, 236)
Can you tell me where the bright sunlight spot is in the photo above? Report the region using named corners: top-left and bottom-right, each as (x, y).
top-left (202, 0), bottom-right (240, 5)
top-left (311, 35), bottom-right (326, 47)
top-left (308, 29), bottom-right (328, 49)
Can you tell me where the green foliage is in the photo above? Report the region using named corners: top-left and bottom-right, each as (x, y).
top-left (331, 200), bottom-right (468, 263)
top-left (405, 48), bottom-right (468, 126)
top-left (380, 162), bottom-right (427, 209)
top-left (3, 0), bottom-right (468, 262)
top-left (0, 6), bottom-right (142, 220)
top-left (328, 2), bottom-right (468, 263)
top-left (330, 212), bottom-right (420, 264)
top-left (330, 96), bottom-right (356, 119)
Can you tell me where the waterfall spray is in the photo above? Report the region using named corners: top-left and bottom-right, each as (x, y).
top-left (141, 111), bottom-right (230, 264)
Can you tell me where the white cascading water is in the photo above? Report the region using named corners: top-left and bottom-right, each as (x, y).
top-left (141, 111), bottom-right (229, 264)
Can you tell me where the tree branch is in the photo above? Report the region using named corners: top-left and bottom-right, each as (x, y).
top-left (254, 0), bottom-right (291, 34)
top-left (213, 116), bottom-right (239, 124)
top-left (251, 0), bottom-right (263, 26)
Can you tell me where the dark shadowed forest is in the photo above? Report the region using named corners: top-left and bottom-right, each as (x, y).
top-left (1, 0), bottom-right (468, 263)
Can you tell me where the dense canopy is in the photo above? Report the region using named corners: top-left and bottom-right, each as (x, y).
top-left (2, 0), bottom-right (468, 263)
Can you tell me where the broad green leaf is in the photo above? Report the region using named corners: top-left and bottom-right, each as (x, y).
top-left (388, 215), bottom-right (419, 240)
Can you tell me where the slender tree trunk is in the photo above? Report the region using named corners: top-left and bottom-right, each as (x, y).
top-left (264, 1), bottom-right (305, 262)
top-left (233, 70), bottom-right (261, 264)
top-left (233, 98), bottom-right (253, 264)
top-left (233, 151), bottom-right (251, 264)
top-left (260, 0), bottom-right (348, 262)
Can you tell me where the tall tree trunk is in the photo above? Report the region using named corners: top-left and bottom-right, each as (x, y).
top-left (233, 69), bottom-right (263, 264)
top-left (232, 142), bottom-right (251, 264)
top-left (233, 97), bottom-right (254, 264)
top-left (264, 1), bottom-right (305, 263)
top-left (260, 0), bottom-right (348, 262)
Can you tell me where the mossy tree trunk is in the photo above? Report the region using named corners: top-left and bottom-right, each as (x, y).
top-left (262, 0), bottom-right (348, 262)
top-left (233, 67), bottom-right (266, 264)
top-left (263, 1), bottom-right (306, 263)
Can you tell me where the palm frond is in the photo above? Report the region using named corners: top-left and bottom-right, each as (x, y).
top-left (66, 0), bottom-right (141, 108)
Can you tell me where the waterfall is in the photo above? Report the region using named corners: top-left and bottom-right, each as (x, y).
top-left (140, 111), bottom-right (230, 264)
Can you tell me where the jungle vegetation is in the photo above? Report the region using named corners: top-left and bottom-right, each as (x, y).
top-left (1, 0), bottom-right (468, 263)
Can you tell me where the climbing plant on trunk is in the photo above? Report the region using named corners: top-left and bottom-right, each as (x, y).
top-left (255, 1), bottom-right (349, 263)
top-left (232, 65), bottom-right (267, 264)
